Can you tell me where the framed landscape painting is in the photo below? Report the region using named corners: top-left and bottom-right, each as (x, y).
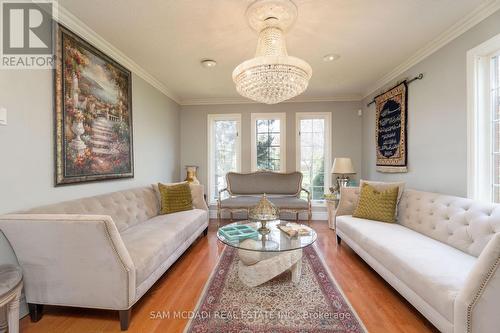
top-left (54, 24), bottom-right (134, 185)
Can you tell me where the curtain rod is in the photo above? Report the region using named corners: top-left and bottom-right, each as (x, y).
top-left (366, 73), bottom-right (424, 107)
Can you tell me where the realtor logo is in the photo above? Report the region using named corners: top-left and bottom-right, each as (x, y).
top-left (1, 0), bottom-right (56, 68)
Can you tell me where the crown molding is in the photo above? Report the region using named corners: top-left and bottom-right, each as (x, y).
top-left (180, 95), bottom-right (362, 106)
top-left (362, 0), bottom-right (500, 100)
top-left (56, 5), bottom-right (181, 104)
top-left (56, 1), bottom-right (500, 107)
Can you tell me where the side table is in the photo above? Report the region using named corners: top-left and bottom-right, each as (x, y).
top-left (0, 265), bottom-right (23, 333)
top-left (326, 199), bottom-right (339, 230)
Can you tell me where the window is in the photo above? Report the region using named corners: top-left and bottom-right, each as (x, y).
top-left (296, 113), bottom-right (331, 202)
top-left (251, 113), bottom-right (286, 172)
top-left (207, 114), bottom-right (241, 204)
top-left (491, 54), bottom-right (500, 201)
top-left (467, 33), bottom-right (500, 202)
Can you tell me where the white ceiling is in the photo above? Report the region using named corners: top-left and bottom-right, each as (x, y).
top-left (59, 0), bottom-right (491, 104)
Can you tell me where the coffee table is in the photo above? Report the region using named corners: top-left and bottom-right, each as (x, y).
top-left (217, 220), bottom-right (317, 287)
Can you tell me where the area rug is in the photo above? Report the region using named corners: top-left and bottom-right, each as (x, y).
top-left (184, 246), bottom-right (366, 333)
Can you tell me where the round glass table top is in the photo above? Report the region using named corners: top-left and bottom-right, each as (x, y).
top-left (217, 220), bottom-right (317, 252)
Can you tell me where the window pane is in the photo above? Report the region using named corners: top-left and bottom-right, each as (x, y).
top-left (301, 146), bottom-right (313, 162)
top-left (495, 90), bottom-right (500, 121)
top-left (492, 55), bottom-right (500, 203)
top-left (494, 186), bottom-right (500, 203)
top-left (494, 154), bottom-right (500, 186)
top-left (257, 133), bottom-right (269, 145)
top-left (494, 55), bottom-right (500, 121)
top-left (494, 121), bottom-right (500, 153)
top-left (301, 132), bottom-right (313, 147)
top-left (269, 147), bottom-right (280, 160)
top-left (212, 119), bottom-right (238, 201)
top-left (313, 119), bottom-right (324, 132)
top-left (299, 118), bottom-right (326, 201)
top-left (301, 119), bottom-right (312, 132)
top-left (257, 119), bottom-right (269, 133)
top-left (270, 119), bottom-right (280, 132)
top-left (255, 118), bottom-right (282, 171)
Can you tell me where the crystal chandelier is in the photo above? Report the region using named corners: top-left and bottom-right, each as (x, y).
top-left (232, 0), bottom-right (312, 104)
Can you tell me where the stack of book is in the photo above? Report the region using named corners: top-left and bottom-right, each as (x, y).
top-left (277, 224), bottom-right (311, 238)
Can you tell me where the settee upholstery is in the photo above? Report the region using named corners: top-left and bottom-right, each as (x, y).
top-left (0, 184), bottom-right (209, 330)
top-left (217, 171), bottom-right (311, 224)
top-left (335, 187), bottom-right (500, 333)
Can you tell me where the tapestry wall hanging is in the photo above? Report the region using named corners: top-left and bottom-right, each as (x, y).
top-left (375, 82), bottom-right (408, 173)
top-left (54, 24), bottom-right (134, 185)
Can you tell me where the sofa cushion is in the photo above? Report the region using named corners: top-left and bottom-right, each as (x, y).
top-left (360, 179), bottom-right (405, 214)
top-left (226, 171), bottom-right (302, 195)
top-left (353, 183), bottom-right (399, 223)
top-left (337, 215), bottom-right (476, 322)
top-left (220, 196), bottom-right (309, 209)
top-left (269, 197), bottom-right (309, 209)
top-left (152, 183), bottom-right (208, 213)
top-left (120, 209), bottom-right (208, 286)
top-left (158, 182), bottom-right (193, 215)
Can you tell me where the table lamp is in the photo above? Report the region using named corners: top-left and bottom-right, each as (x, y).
top-left (331, 158), bottom-right (356, 189)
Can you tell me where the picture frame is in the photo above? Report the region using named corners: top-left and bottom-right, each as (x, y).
top-left (54, 24), bottom-right (134, 185)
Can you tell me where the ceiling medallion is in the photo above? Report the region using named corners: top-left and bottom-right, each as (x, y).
top-left (232, 0), bottom-right (312, 104)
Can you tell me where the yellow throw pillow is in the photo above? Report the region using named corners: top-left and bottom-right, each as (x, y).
top-left (352, 183), bottom-right (399, 223)
top-left (158, 182), bottom-right (193, 215)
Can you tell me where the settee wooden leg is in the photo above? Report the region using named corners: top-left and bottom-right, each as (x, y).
top-left (203, 227), bottom-right (208, 236)
top-left (28, 303), bottom-right (44, 322)
top-left (336, 235), bottom-right (342, 245)
top-left (119, 309), bottom-right (131, 331)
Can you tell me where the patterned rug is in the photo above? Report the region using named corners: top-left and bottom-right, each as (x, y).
top-left (185, 246), bottom-right (366, 333)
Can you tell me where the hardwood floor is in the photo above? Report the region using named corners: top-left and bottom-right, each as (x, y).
top-left (20, 220), bottom-right (438, 333)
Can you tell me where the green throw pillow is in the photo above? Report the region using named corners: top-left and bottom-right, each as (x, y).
top-left (158, 182), bottom-right (193, 215)
top-left (352, 183), bottom-right (399, 223)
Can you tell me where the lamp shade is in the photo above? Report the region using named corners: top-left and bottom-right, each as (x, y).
top-left (331, 158), bottom-right (355, 174)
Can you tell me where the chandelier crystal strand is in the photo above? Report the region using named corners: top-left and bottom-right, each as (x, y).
top-left (233, 0), bottom-right (312, 104)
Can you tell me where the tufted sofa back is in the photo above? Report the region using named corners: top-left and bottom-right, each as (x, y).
top-left (336, 187), bottom-right (500, 257)
top-left (226, 171), bottom-right (303, 196)
top-left (25, 187), bottom-right (159, 232)
top-left (397, 189), bottom-right (500, 257)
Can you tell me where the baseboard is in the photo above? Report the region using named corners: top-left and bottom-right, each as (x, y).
top-left (208, 209), bottom-right (328, 221)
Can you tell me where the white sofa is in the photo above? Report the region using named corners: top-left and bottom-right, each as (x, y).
top-left (335, 187), bottom-right (500, 333)
top-left (0, 184), bottom-right (209, 330)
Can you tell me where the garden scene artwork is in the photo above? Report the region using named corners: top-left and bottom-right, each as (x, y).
top-left (55, 25), bottom-right (133, 185)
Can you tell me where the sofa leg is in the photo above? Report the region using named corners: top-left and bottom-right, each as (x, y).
top-left (336, 235), bottom-right (342, 245)
top-left (203, 227), bottom-right (208, 236)
top-left (119, 309), bottom-right (131, 331)
top-left (28, 303), bottom-right (44, 322)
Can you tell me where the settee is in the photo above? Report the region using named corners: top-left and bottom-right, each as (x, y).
top-left (217, 171), bottom-right (311, 224)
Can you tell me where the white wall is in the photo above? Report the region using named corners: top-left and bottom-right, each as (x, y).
top-left (180, 101), bottom-right (363, 188)
top-left (0, 70), bottom-right (181, 214)
top-left (361, 10), bottom-right (500, 197)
